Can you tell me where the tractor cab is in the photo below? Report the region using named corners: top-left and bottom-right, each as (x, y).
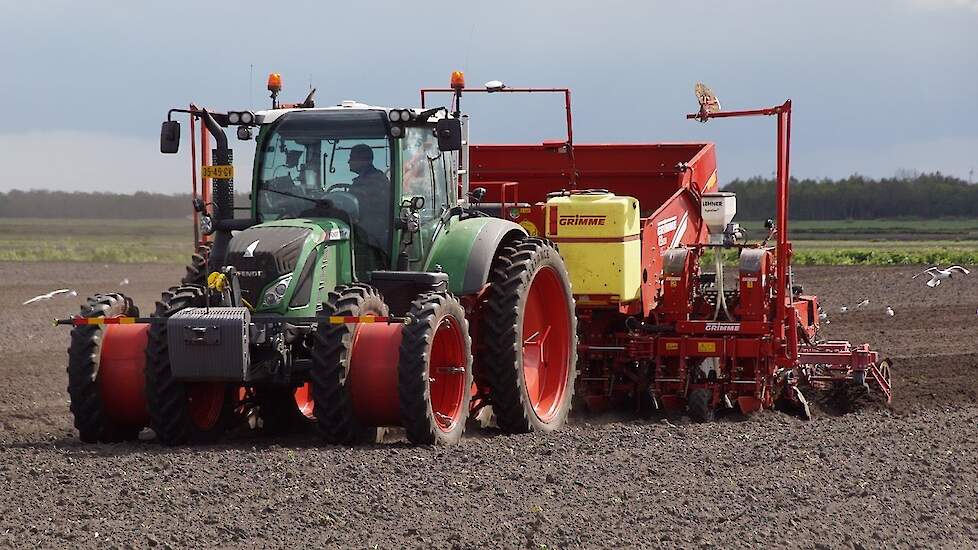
top-left (250, 105), bottom-right (460, 280)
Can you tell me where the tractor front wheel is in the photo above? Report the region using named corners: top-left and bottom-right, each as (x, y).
top-left (310, 284), bottom-right (388, 445)
top-left (144, 285), bottom-right (236, 445)
top-left (483, 237), bottom-right (578, 433)
top-left (398, 292), bottom-right (473, 445)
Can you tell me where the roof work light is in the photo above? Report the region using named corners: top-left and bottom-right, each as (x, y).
top-left (267, 73), bottom-right (283, 92)
top-left (267, 73), bottom-right (283, 109)
top-left (450, 71), bottom-right (465, 90)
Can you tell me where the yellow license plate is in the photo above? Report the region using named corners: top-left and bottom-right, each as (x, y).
top-left (201, 165), bottom-right (234, 179)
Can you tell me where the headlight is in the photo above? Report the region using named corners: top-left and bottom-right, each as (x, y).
top-left (388, 110), bottom-right (401, 122)
top-left (240, 111), bottom-right (254, 124)
top-left (228, 112), bottom-right (241, 124)
top-left (390, 126), bottom-right (403, 138)
top-left (199, 214), bottom-right (214, 235)
top-left (262, 275), bottom-right (293, 306)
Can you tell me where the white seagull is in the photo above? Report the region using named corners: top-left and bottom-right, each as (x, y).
top-left (886, 306), bottom-right (895, 317)
top-left (913, 265), bottom-right (970, 288)
top-left (855, 299), bottom-right (870, 309)
top-left (22, 288), bottom-right (77, 305)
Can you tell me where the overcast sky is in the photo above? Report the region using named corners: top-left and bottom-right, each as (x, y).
top-left (1, 0), bottom-right (976, 194)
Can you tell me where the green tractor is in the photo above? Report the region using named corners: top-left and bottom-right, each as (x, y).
top-left (65, 78), bottom-right (578, 446)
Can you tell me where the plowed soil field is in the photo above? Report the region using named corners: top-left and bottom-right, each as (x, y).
top-left (1, 262), bottom-right (976, 549)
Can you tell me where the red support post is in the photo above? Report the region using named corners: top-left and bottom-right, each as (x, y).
top-left (189, 105), bottom-right (199, 247)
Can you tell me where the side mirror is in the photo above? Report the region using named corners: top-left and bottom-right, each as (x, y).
top-left (160, 120), bottom-right (181, 154)
top-left (435, 118), bottom-right (462, 151)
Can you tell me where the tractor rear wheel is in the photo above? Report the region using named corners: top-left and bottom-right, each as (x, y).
top-left (310, 284), bottom-right (388, 445)
top-left (181, 243), bottom-right (212, 286)
top-left (687, 388), bottom-right (716, 423)
top-left (144, 285), bottom-right (236, 445)
top-left (67, 293), bottom-right (142, 443)
top-left (483, 237), bottom-right (577, 433)
top-left (398, 292), bottom-right (473, 445)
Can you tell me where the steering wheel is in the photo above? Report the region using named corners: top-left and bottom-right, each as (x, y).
top-left (326, 183), bottom-right (353, 193)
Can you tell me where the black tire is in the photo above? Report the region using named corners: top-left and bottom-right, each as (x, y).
top-left (144, 285), bottom-right (236, 445)
top-left (482, 237), bottom-right (578, 434)
top-left (398, 292), bottom-right (473, 445)
top-left (254, 384), bottom-right (314, 435)
top-left (687, 388), bottom-right (715, 423)
top-left (67, 293), bottom-right (141, 443)
top-left (181, 243), bottom-right (211, 286)
top-left (310, 284), bottom-right (388, 445)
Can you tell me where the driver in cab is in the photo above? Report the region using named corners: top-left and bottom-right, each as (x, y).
top-left (348, 143), bottom-right (391, 223)
top-left (347, 143), bottom-right (392, 262)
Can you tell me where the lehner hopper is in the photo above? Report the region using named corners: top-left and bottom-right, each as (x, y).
top-left (57, 74), bottom-right (889, 446)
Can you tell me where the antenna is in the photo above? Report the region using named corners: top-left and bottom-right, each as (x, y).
top-left (249, 64), bottom-right (254, 111)
top-left (463, 3), bottom-right (479, 72)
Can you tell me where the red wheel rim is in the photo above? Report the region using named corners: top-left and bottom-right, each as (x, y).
top-left (521, 266), bottom-right (572, 422)
top-left (294, 382), bottom-right (315, 420)
top-left (187, 383), bottom-right (226, 430)
top-left (428, 316), bottom-right (467, 432)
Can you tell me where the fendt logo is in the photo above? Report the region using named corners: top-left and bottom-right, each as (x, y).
top-left (558, 214), bottom-right (607, 226)
top-left (705, 322), bottom-right (741, 332)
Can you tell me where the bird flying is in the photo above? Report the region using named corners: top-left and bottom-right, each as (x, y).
top-left (855, 299), bottom-right (870, 309)
top-left (22, 289), bottom-right (76, 305)
top-left (912, 265), bottom-right (970, 288)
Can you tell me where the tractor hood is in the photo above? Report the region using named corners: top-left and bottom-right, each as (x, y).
top-left (225, 219), bottom-right (345, 309)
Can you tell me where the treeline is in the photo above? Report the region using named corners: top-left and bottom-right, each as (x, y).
top-left (0, 190), bottom-right (193, 219)
top-left (0, 190), bottom-right (251, 219)
top-left (724, 172), bottom-right (978, 220)
top-left (2, 173), bottom-right (976, 219)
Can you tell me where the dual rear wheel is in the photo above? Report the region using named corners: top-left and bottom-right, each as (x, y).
top-left (67, 293), bottom-right (147, 443)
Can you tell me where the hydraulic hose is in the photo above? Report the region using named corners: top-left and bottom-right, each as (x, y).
top-left (712, 248), bottom-right (733, 321)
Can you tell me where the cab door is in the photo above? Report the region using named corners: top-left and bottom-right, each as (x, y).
top-left (401, 127), bottom-right (452, 269)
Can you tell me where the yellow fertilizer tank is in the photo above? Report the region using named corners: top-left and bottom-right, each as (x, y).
top-left (544, 192), bottom-right (641, 303)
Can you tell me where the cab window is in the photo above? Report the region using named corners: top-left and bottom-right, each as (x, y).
top-left (402, 127), bottom-right (449, 226)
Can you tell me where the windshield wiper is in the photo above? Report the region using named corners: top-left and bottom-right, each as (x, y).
top-left (261, 187), bottom-right (334, 208)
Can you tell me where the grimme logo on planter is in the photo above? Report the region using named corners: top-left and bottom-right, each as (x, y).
top-left (558, 214), bottom-right (607, 226)
top-left (705, 323), bottom-right (741, 332)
